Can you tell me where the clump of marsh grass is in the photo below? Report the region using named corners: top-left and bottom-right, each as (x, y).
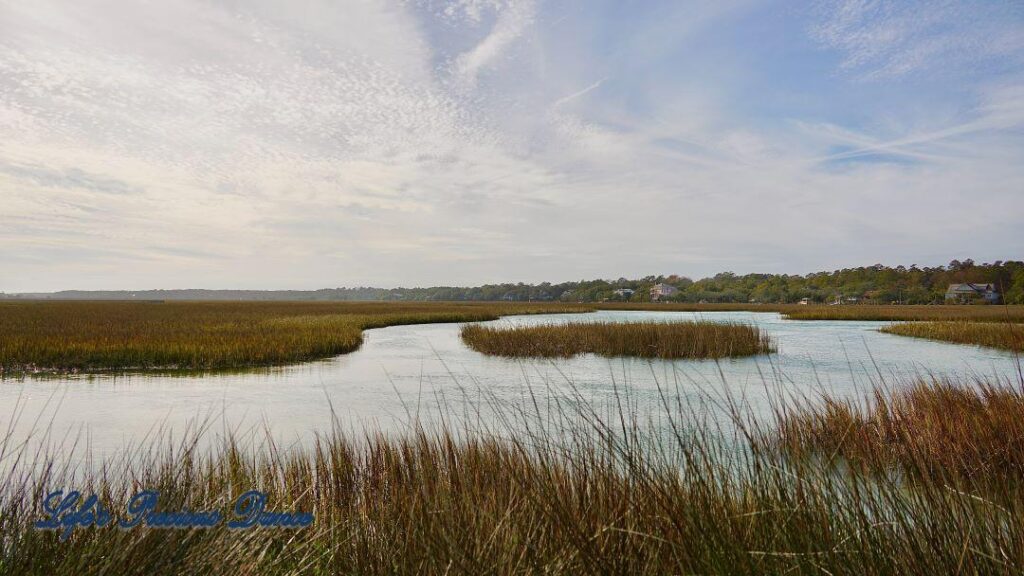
top-left (881, 321), bottom-right (1024, 352)
top-left (460, 321), bottom-right (774, 359)
top-left (771, 376), bottom-right (1024, 493)
top-left (595, 302), bottom-right (797, 313)
top-left (0, 301), bottom-right (591, 374)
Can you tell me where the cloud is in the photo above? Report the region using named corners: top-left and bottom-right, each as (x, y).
top-left (811, 0), bottom-right (1024, 80)
top-left (0, 0), bottom-right (1022, 291)
top-left (0, 160), bottom-right (141, 195)
top-left (450, 0), bottom-right (536, 90)
top-left (551, 77), bottom-right (608, 109)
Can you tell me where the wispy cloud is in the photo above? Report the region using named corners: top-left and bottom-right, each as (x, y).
top-left (551, 77), bottom-right (608, 109)
top-left (811, 0), bottom-right (1024, 80)
top-left (450, 0), bottom-right (536, 90)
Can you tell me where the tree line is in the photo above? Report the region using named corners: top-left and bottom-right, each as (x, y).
top-left (5, 260), bottom-right (1023, 304)
top-left (550, 260), bottom-right (1024, 304)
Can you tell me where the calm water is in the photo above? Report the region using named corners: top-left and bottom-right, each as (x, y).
top-left (1, 311), bottom-right (1020, 459)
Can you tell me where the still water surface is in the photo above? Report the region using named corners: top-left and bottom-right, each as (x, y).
top-left (1, 311), bottom-right (1019, 458)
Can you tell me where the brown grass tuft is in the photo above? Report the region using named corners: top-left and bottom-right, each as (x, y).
top-left (772, 378), bottom-right (1024, 488)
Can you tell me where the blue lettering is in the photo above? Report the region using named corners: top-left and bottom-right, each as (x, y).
top-left (37, 488), bottom-right (310, 538)
top-left (35, 490), bottom-right (112, 541)
top-left (228, 490), bottom-right (265, 529)
top-left (120, 490), bottom-right (158, 529)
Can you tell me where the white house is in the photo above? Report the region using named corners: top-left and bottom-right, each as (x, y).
top-left (649, 283), bottom-right (679, 302)
top-left (945, 283), bottom-right (1000, 304)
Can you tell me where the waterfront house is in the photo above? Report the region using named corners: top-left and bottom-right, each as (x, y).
top-left (612, 288), bottom-right (635, 299)
top-left (650, 283), bottom-right (679, 302)
top-left (830, 296), bottom-right (861, 305)
top-left (945, 283), bottom-right (1000, 304)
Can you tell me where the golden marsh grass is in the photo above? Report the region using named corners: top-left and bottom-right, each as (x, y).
top-left (0, 301), bottom-right (590, 374)
top-left (880, 321), bottom-right (1024, 352)
top-left (4, 300), bottom-right (1022, 373)
top-left (460, 320), bottom-right (774, 359)
top-left (595, 302), bottom-right (797, 312)
top-left (773, 377), bottom-right (1024, 489)
top-left (782, 304), bottom-right (1024, 322)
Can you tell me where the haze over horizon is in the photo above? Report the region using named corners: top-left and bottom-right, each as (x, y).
top-left (2, 0), bottom-right (1023, 293)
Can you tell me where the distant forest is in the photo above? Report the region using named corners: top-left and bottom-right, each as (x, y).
top-left (5, 260), bottom-right (1024, 305)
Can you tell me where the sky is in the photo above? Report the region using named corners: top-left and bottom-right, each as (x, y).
top-left (1, 0), bottom-right (1023, 292)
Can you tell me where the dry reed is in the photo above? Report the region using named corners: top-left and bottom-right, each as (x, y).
top-left (772, 377), bottom-right (1024, 490)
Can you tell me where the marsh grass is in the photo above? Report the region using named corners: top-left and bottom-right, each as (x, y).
top-left (460, 321), bottom-right (774, 359)
top-left (595, 303), bottom-right (797, 313)
top-left (6, 301), bottom-right (1022, 374)
top-left (3, 372), bottom-right (1024, 574)
top-left (781, 304), bottom-right (1024, 322)
top-left (0, 301), bottom-right (589, 374)
top-left (772, 377), bottom-right (1024, 496)
top-left (880, 321), bottom-right (1024, 352)
top-left (595, 303), bottom-right (1024, 322)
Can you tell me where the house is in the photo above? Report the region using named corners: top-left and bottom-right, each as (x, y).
top-left (830, 296), bottom-right (861, 305)
top-left (649, 283), bottom-right (679, 302)
top-left (612, 288), bottom-right (635, 299)
top-left (798, 297), bottom-right (810, 305)
top-left (945, 283), bottom-right (1000, 304)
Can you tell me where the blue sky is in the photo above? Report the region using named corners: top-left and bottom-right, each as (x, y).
top-left (1, 0), bottom-right (1022, 291)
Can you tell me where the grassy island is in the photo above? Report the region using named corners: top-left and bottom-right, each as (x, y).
top-left (461, 320), bottom-right (774, 359)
